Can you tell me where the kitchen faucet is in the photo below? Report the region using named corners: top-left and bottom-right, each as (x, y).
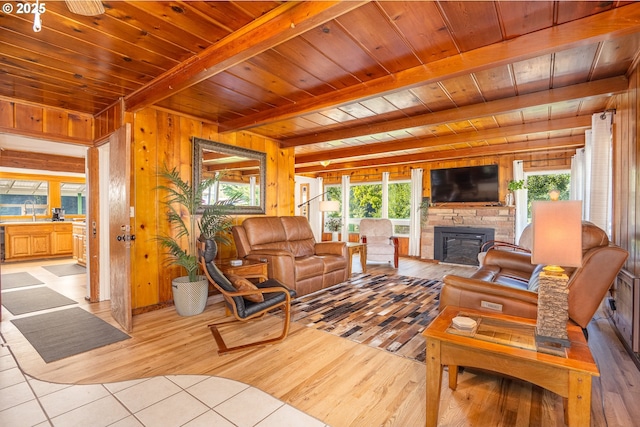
top-left (24, 200), bottom-right (36, 222)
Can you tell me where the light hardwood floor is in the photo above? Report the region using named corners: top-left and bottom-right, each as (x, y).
top-left (2, 257), bottom-right (640, 427)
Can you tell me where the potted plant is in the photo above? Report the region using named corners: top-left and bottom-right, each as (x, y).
top-left (155, 166), bottom-right (235, 316)
top-left (506, 179), bottom-right (525, 206)
top-left (326, 216), bottom-right (342, 241)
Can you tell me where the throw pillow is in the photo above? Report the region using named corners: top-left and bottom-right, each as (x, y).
top-left (227, 274), bottom-right (264, 303)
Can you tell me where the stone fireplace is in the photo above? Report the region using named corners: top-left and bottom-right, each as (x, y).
top-left (421, 206), bottom-right (515, 262)
top-left (433, 226), bottom-right (495, 266)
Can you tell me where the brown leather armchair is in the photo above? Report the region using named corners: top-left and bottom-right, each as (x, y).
top-left (440, 221), bottom-right (628, 330)
top-left (232, 216), bottom-right (348, 296)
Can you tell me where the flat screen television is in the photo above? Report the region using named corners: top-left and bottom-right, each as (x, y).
top-left (430, 165), bottom-right (500, 204)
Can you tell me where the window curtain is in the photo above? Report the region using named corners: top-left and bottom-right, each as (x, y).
top-left (570, 148), bottom-right (586, 209)
top-left (381, 172), bottom-right (389, 218)
top-left (409, 168), bottom-right (423, 256)
top-left (314, 176), bottom-right (324, 241)
top-left (583, 129), bottom-right (593, 221)
top-left (513, 160), bottom-right (527, 243)
top-left (584, 112), bottom-right (613, 234)
top-left (341, 175), bottom-right (350, 242)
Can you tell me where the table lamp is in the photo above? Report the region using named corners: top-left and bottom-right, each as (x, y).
top-left (319, 200), bottom-right (340, 240)
top-left (531, 200), bottom-right (582, 355)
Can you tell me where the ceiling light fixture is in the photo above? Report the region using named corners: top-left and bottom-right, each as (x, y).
top-left (320, 160), bottom-right (331, 167)
top-left (65, 0), bottom-right (105, 16)
top-left (33, 0), bottom-right (42, 32)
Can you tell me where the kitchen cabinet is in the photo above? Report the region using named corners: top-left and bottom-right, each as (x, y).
top-left (4, 222), bottom-right (73, 261)
top-left (72, 222), bottom-right (87, 266)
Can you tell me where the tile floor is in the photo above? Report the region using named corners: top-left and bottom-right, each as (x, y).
top-left (0, 339), bottom-right (328, 427)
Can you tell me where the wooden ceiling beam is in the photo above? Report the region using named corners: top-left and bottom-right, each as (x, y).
top-left (124, 1), bottom-right (368, 112)
top-left (295, 136), bottom-right (584, 174)
top-left (282, 76), bottom-right (627, 147)
top-left (0, 149), bottom-right (85, 174)
top-left (220, 4), bottom-right (640, 133)
top-left (295, 116), bottom-right (591, 164)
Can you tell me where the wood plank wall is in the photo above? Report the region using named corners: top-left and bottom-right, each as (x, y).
top-left (0, 149), bottom-right (85, 174)
top-left (319, 151), bottom-right (574, 204)
top-left (612, 66), bottom-right (639, 276)
top-left (0, 97), bottom-right (93, 144)
top-left (95, 100), bottom-right (124, 142)
top-left (129, 108), bottom-right (293, 310)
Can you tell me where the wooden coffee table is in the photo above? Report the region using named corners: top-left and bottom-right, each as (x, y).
top-left (423, 306), bottom-right (599, 427)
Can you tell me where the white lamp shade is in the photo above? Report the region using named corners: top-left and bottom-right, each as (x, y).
top-left (319, 200), bottom-right (340, 212)
top-left (531, 200), bottom-right (583, 268)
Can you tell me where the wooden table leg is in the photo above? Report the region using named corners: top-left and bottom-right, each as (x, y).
top-left (448, 365), bottom-right (458, 390)
top-left (425, 338), bottom-right (443, 427)
top-left (566, 371), bottom-right (592, 427)
top-left (360, 245), bottom-right (367, 273)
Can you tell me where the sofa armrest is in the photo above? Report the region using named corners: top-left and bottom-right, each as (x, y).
top-left (481, 240), bottom-right (530, 253)
top-left (440, 274), bottom-right (539, 319)
top-left (245, 249), bottom-right (296, 289)
top-left (315, 241), bottom-right (347, 257)
top-left (482, 249), bottom-right (537, 275)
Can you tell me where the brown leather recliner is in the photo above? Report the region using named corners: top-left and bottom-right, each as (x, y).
top-left (440, 221), bottom-right (628, 330)
top-left (232, 216), bottom-right (348, 297)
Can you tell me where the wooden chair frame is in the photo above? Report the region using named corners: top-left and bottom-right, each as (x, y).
top-left (199, 255), bottom-right (293, 355)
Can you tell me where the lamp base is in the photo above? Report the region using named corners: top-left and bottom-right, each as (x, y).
top-left (535, 270), bottom-right (570, 355)
top-left (535, 331), bottom-right (571, 356)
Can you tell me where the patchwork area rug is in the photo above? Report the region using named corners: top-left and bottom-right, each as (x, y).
top-left (292, 273), bottom-right (442, 363)
top-left (1, 272), bottom-right (44, 290)
top-left (11, 307), bottom-right (131, 363)
top-left (42, 263), bottom-right (86, 277)
top-left (1, 286), bottom-right (77, 315)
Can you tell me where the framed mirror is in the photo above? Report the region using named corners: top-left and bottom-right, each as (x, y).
top-left (192, 137), bottom-right (266, 214)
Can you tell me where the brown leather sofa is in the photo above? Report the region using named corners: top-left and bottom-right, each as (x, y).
top-left (232, 216), bottom-right (348, 296)
top-left (440, 221), bottom-right (628, 330)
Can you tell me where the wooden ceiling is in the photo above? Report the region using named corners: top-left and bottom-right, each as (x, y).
top-left (2, 1), bottom-right (639, 174)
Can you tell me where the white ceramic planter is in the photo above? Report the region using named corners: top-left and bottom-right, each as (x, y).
top-left (171, 276), bottom-right (208, 316)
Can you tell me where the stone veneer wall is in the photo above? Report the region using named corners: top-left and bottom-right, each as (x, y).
top-left (421, 206), bottom-right (516, 260)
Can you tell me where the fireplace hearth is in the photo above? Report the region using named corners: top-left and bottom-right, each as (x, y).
top-left (434, 226), bottom-right (495, 266)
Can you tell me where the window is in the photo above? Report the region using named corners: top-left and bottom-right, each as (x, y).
top-left (323, 185), bottom-right (342, 233)
top-left (524, 172), bottom-right (571, 222)
top-left (388, 181), bottom-right (411, 235)
top-left (324, 180), bottom-right (411, 236)
top-left (350, 183), bottom-right (382, 219)
top-left (60, 182), bottom-right (86, 215)
top-left (0, 179), bottom-right (49, 217)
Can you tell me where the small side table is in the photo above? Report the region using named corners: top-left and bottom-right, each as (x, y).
top-left (423, 306), bottom-right (599, 427)
top-left (217, 259), bottom-right (268, 282)
top-left (346, 242), bottom-right (367, 276)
